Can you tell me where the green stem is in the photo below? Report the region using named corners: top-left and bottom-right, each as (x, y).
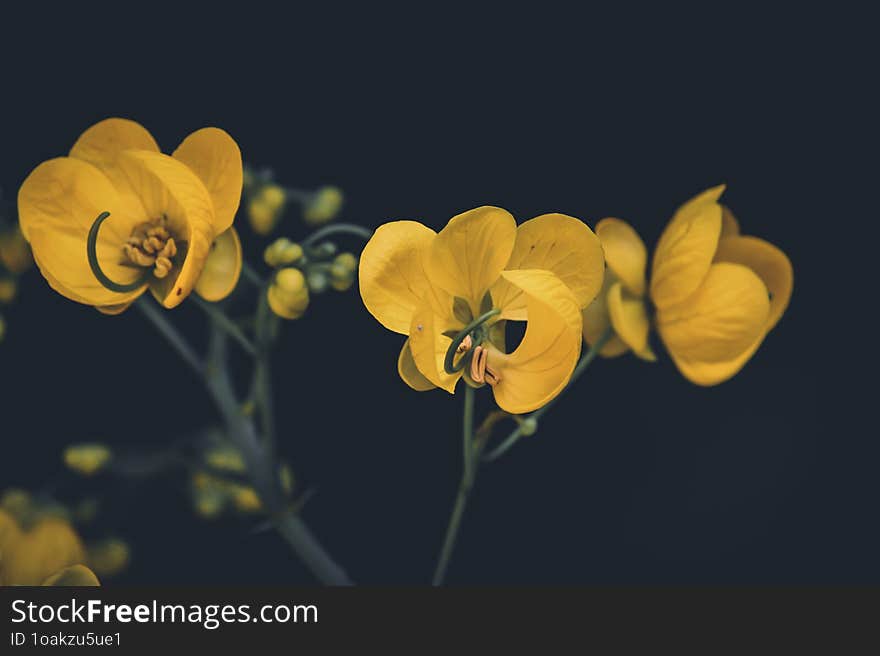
top-left (242, 261), bottom-right (265, 288)
top-left (433, 385), bottom-right (479, 586)
top-left (191, 295), bottom-right (257, 356)
top-left (252, 286), bottom-right (277, 454)
top-left (135, 297), bottom-right (352, 585)
top-left (302, 223), bottom-right (373, 247)
top-left (483, 327), bottom-right (614, 462)
top-left (135, 298), bottom-right (203, 375)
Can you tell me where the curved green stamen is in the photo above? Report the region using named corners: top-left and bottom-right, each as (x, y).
top-left (443, 308), bottom-right (501, 375)
top-left (87, 211), bottom-right (151, 293)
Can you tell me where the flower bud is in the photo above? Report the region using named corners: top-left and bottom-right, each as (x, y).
top-left (0, 314), bottom-right (5, 343)
top-left (248, 198), bottom-right (281, 236)
top-left (259, 184), bottom-right (287, 211)
top-left (87, 538), bottom-right (131, 577)
top-left (268, 268), bottom-right (310, 319)
top-left (63, 443), bottom-right (112, 476)
top-left (231, 486), bottom-right (262, 513)
top-left (263, 238), bottom-right (303, 268)
top-left (303, 186), bottom-right (343, 225)
top-left (518, 417), bottom-right (538, 436)
top-left (306, 269), bottom-right (329, 294)
top-left (278, 463), bottom-right (295, 495)
top-left (0, 226), bottom-right (33, 274)
top-left (204, 445), bottom-right (246, 474)
top-left (0, 277), bottom-right (17, 304)
top-left (329, 253), bottom-right (357, 291)
top-left (1, 488), bottom-right (32, 520)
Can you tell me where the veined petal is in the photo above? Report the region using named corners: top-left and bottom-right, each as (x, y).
top-left (18, 157), bottom-right (149, 307)
top-left (398, 338), bottom-right (436, 391)
top-left (70, 118), bottom-right (160, 167)
top-left (581, 274), bottom-right (631, 357)
top-left (408, 300), bottom-right (461, 393)
top-left (488, 269), bottom-right (582, 414)
top-left (116, 150), bottom-right (216, 308)
top-left (714, 235), bottom-right (792, 331)
top-left (650, 185), bottom-right (725, 309)
top-left (359, 221), bottom-right (436, 334)
top-left (42, 564), bottom-right (100, 586)
top-left (606, 281), bottom-right (650, 354)
top-left (595, 218), bottom-right (647, 297)
top-left (492, 213), bottom-right (604, 319)
top-left (656, 262), bottom-right (769, 363)
top-left (427, 206), bottom-right (516, 312)
top-left (173, 128), bottom-right (243, 234)
top-left (195, 227), bottom-right (243, 302)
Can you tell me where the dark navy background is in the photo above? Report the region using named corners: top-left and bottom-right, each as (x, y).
top-left (0, 8), bottom-right (863, 584)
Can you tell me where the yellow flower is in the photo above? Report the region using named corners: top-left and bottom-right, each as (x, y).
top-left (583, 185), bottom-right (793, 385)
top-left (17, 118), bottom-right (244, 313)
top-left (360, 207), bottom-right (605, 414)
top-left (0, 511), bottom-right (99, 586)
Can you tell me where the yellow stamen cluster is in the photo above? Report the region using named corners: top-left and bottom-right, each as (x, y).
top-left (122, 217), bottom-right (178, 279)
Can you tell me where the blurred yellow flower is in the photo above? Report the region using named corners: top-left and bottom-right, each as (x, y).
top-left (0, 511), bottom-right (99, 586)
top-left (63, 443), bottom-right (112, 476)
top-left (248, 183), bottom-right (288, 235)
top-left (17, 118), bottom-right (244, 313)
top-left (360, 207), bottom-right (605, 414)
top-left (0, 225), bottom-right (33, 274)
top-left (87, 538), bottom-right (131, 577)
top-left (303, 186), bottom-right (343, 225)
top-left (583, 185), bottom-right (793, 385)
top-left (0, 277), bottom-right (17, 303)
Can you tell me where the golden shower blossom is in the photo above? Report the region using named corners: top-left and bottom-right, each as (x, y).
top-left (583, 185), bottom-right (793, 385)
top-left (360, 207), bottom-right (605, 414)
top-left (17, 118), bottom-right (244, 313)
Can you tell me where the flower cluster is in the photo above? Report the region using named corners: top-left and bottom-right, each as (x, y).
top-left (244, 166), bottom-right (344, 236)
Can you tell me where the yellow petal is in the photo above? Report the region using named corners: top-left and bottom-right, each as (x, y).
top-left (172, 128), bottom-right (243, 234)
top-left (488, 269), bottom-right (582, 414)
top-left (42, 564), bottom-right (100, 586)
top-left (492, 213), bottom-right (604, 319)
top-left (398, 338), bottom-right (436, 391)
top-left (606, 281), bottom-right (650, 354)
top-left (69, 118), bottom-right (160, 167)
top-left (427, 206), bottom-right (516, 312)
top-left (96, 301), bottom-right (134, 315)
top-left (0, 509), bottom-right (22, 584)
top-left (656, 262), bottom-right (769, 363)
top-left (359, 221), bottom-right (437, 334)
top-left (195, 227), bottom-right (243, 302)
top-left (714, 235), bottom-right (792, 331)
top-left (650, 185), bottom-right (725, 309)
top-left (720, 205), bottom-right (740, 238)
top-left (595, 217), bottom-right (647, 297)
top-left (581, 274), bottom-right (630, 357)
top-left (18, 157), bottom-right (149, 307)
top-left (3, 518), bottom-right (86, 586)
top-left (408, 300), bottom-right (461, 393)
top-left (116, 150), bottom-right (216, 308)
top-left (668, 336), bottom-right (762, 386)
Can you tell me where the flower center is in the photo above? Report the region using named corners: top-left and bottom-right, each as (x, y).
top-left (122, 216), bottom-right (178, 279)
